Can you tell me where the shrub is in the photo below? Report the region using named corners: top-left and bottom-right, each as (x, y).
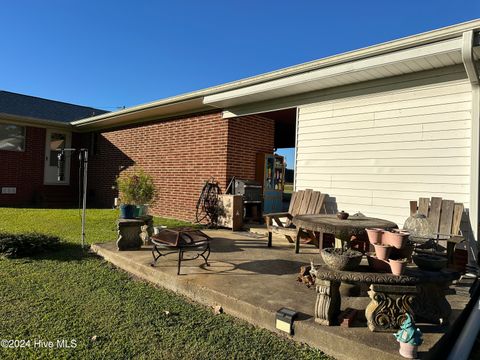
top-left (116, 167), bottom-right (157, 205)
top-left (0, 233), bottom-right (62, 258)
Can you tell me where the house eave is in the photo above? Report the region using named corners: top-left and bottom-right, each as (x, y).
top-left (71, 98), bottom-right (215, 131)
top-left (0, 113), bottom-right (73, 130)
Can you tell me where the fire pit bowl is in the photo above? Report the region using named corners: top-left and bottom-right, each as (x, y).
top-left (412, 253), bottom-right (447, 271)
top-left (321, 247), bottom-right (363, 271)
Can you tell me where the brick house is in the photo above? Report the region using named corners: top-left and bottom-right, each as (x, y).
top-left (1, 20), bottom-right (480, 241)
top-left (0, 91), bottom-right (106, 207)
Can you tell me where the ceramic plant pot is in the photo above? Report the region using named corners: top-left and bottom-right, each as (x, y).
top-left (398, 341), bottom-right (418, 359)
top-left (120, 204), bottom-right (135, 219)
top-left (366, 253), bottom-right (390, 272)
top-left (383, 230), bottom-right (410, 249)
top-left (389, 258), bottom-right (408, 276)
top-left (136, 205), bottom-right (149, 217)
top-left (373, 243), bottom-right (392, 261)
top-left (321, 248), bottom-right (363, 271)
top-left (366, 228), bottom-right (384, 245)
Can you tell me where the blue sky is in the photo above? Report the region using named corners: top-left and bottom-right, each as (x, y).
top-left (1, 1), bottom-right (479, 167)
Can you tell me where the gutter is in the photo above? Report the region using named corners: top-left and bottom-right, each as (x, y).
top-left (461, 30), bottom-right (480, 276)
top-left (71, 19), bottom-right (480, 129)
top-left (0, 113), bottom-right (72, 129)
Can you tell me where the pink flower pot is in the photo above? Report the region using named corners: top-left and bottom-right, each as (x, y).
top-left (398, 341), bottom-right (418, 358)
top-left (366, 228), bottom-right (384, 245)
top-left (383, 230), bottom-right (409, 249)
top-left (373, 243), bottom-right (392, 261)
top-left (389, 259), bottom-right (407, 276)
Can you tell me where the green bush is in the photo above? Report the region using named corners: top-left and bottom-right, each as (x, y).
top-left (116, 167), bottom-right (157, 205)
top-left (0, 232), bottom-right (61, 258)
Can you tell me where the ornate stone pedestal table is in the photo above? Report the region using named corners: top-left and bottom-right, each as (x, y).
top-left (311, 265), bottom-right (460, 331)
top-left (117, 215), bottom-right (153, 250)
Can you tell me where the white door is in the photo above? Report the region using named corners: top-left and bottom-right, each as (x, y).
top-left (44, 129), bottom-right (72, 185)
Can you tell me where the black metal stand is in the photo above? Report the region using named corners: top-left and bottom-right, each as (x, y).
top-left (151, 242), bottom-right (211, 275)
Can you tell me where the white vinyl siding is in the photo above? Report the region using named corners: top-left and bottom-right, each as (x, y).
top-left (296, 72), bottom-right (472, 227)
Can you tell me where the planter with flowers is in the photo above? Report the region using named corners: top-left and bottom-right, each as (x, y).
top-left (116, 167), bottom-right (157, 219)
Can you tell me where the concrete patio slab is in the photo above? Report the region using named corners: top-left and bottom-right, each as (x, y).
top-left (92, 230), bottom-right (469, 360)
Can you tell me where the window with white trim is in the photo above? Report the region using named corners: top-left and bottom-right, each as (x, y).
top-left (0, 123), bottom-right (25, 151)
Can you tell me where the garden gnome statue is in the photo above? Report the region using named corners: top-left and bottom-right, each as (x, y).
top-left (394, 313), bottom-right (423, 358)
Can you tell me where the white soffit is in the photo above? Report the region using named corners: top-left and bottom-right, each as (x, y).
top-left (203, 38), bottom-right (465, 108)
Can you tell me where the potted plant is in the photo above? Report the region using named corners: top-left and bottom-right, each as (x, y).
top-left (116, 167), bottom-right (157, 219)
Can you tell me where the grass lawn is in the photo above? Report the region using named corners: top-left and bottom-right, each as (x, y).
top-left (0, 208), bottom-right (329, 360)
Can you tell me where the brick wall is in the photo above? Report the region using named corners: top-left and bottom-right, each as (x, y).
top-left (0, 126), bottom-right (45, 206)
top-left (89, 112), bottom-right (275, 221)
top-left (226, 115), bottom-right (275, 181)
top-left (0, 126), bottom-right (78, 207)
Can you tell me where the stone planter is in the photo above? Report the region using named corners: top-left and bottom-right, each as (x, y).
top-left (398, 341), bottom-right (418, 358)
top-left (321, 248), bottom-right (363, 271)
top-left (366, 228), bottom-right (384, 245)
top-left (412, 254), bottom-right (447, 271)
top-left (383, 230), bottom-right (410, 249)
top-left (373, 243), bottom-right (392, 261)
top-left (389, 258), bottom-right (408, 276)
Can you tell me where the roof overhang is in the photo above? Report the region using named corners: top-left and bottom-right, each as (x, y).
top-left (0, 113), bottom-right (72, 130)
top-left (203, 37), bottom-right (476, 109)
top-left (71, 97), bottom-right (213, 131)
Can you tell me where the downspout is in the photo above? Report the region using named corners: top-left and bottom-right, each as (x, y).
top-left (294, 107), bottom-right (300, 192)
top-left (461, 30), bottom-right (480, 276)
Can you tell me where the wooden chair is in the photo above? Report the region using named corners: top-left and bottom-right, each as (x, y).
top-left (265, 189), bottom-right (326, 253)
top-left (409, 197), bottom-right (464, 267)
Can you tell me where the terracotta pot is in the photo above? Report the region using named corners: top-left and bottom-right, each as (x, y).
top-left (383, 230), bottom-right (409, 249)
top-left (389, 258), bottom-right (408, 276)
top-left (366, 228), bottom-right (384, 245)
top-left (366, 253), bottom-right (390, 272)
top-left (398, 341), bottom-right (418, 358)
top-left (373, 243), bottom-right (392, 261)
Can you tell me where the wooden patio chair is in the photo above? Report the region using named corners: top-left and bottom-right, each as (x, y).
top-left (265, 189), bottom-right (326, 253)
top-left (409, 197), bottom-right (464, 267)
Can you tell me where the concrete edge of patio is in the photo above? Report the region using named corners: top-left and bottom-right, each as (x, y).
top-left (91, 241), bottom-right (404, 360)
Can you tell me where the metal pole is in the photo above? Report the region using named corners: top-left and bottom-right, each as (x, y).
top-left (81, 149), bottom-right (88, 248)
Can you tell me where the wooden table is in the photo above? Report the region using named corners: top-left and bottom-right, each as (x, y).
top-left (292, 214), bottom-right (398, 250)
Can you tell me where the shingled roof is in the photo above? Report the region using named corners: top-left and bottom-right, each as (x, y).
top-left (0, 90), bottom-right (108, 123)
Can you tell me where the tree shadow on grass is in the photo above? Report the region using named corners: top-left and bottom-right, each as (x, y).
top-left (4, 242), bottom-right (99, 262)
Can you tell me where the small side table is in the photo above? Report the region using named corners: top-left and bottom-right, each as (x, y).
top-left (117, 215), bottom-right (153, 250)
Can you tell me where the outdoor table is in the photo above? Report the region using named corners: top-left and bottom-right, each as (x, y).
top-left (311, 264), bottom-right (460, 331)
top-left (292, 214), bottom-right (398, 250)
